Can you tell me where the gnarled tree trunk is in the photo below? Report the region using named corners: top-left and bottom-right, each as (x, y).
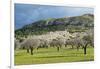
top-left (83, 43), bottom-right (88, 55)
top-left (30, 47), bottom-right (33, 55)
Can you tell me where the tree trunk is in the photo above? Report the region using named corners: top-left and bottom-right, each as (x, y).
top-left (77, 45), bottom-right (80, 51)
top-left (30, 47), bottom-right (33, 55)
top-left (57, 47), bottom-right (60, 52)
top-left (71, 45), bottom-right (74, 49)
top-left (45, 45), bottom-right (48, 49)
top-left (27, 49), bottom-right (29, 53)
top-left (77, 46), bottom-right (79, 51)
top-left (65, 44), bottom-right (67, 47)
top-left (84, 46), bottom-right (87, 55)
top-left (37, 47), bottom-right (39, 50)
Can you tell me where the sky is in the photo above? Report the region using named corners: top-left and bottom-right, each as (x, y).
top-left (15, 3), bottom-right (94, 29)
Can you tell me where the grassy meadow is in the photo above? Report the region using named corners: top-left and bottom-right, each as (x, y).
top-left (15, 47), bottom-right (94, 65)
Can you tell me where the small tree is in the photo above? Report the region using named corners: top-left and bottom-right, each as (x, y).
top-left (82, 35), bottom-right (93, 55)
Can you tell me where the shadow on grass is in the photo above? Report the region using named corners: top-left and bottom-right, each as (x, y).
top-left (34, 55), bottom-right (84, 58)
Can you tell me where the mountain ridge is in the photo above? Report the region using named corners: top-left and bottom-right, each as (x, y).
top-left (15, 14), bottom-right (94, 38)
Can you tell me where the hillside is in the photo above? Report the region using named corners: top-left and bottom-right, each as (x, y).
top-left (15, 14), bottom-right (94, 38)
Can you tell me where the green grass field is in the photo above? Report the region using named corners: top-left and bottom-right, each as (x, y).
top-left (15, 47), bottom-right (94, 65)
